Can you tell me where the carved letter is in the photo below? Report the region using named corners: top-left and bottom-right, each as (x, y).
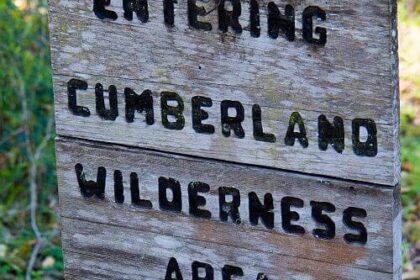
top-left (123, 0), bottom-right (149, 22)
top-left (284, 112), bottom-right (308, 148)
top-left (221, 100), bottom-right (245, 138)
top-left (188, 181), bottom-right (211, 219)
top-left (124, 88), bottom-right (154, 125)
top-left (188, 0), bottom-right (212, 31)
top-left (75, 163), bottom-right (105, 199)
top-left (311, 201), bottom-right (336, 240)
top-left (249, 192), bottom-right (274, 229)
top-left (192, 96), bottom-right (215, 134)
top-left (250, 0), bottom-right (260, 37)
top-left (281, 196), bottom-right (305, 235)
top-left (192, 261), bottom-right (214, 280)
top-left (219, 187), bottom-right (241, 224)
top-left (95, 83), bottom-right (118, 121)
top-left (253, 104), bottom-right (276, 143)
top-left (130, 172), bottom-right (153, 209)
top-left (165, 257), bottom-right (183, 280)
top-left (302, 6), bottom-right (326, 46)
top-left (343, 207), bottom-right (367, 244)
top-left (159, 177), bottom-right (182, 212)
top-left (164, 0), bottom-right (176, 26)
top-left (267, 3), bottom-right (294, 41)
top-left (222, 265), bottom-right (243, 280)
top-left (218, 0), bottom-right (242, 33)
top-left (318, 115), bottom-right (344, 153)
top-left (161, 92), bottom-right (185, 130)
top-left (114, 170), bottom-right (125, 204)
top-left (256, 273), bottom-right (268, 280)
top-left (67, 79), bottom-right (90, 117)
top-left (93, 0), bottom-right (118, 20)
top-left (352, 119), bottom-right (377, 157)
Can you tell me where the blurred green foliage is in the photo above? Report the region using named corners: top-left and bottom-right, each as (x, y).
top-left (0, 0), bottom-right (62, 279)
top-left (399, 1), bottom-right (420, 276)
top-left (0, 0), bottom-right (418, 279)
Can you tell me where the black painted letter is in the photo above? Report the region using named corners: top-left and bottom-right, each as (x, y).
top-left (67, 79), bottom-right (90, 117)
top-left (188, 0), bottom-right (212, 31)
top-left (130, 172), bottom-right (153, 209)
top-left (253, 104), bottom-right (276, 143)
top-left (123, 0), bottom-right (149, 22)
top-left (93, 0), bottom-right (118, 20)
top-left (124, 88), bottom-right (154, 125)
top-left (256, 273), bottom-right (268, 280)
top-left (302, 6), bottom-right (326, 46)
top-left (285, 112), bottom-right (308, 148)
top-left (222, 265), bottom-right (243, 280)
top-left (95, 83), bottom-right (118, 121)
top-left (164, 0), bottom-right (176, 26)
top-left (352, 119), bottom-right (377, 157)
top-left (75, 163), bottom-right (105, 199)
top-left (192, 261), bottom-right (214, 280)
top-left (188, 181), bottom-right (211, 219)
top-left (221, 100), bottom-right (245, 138)
top-left (114, 170), bottom-right (125, 204)
top-left (159, 177), bottom-right (182, 212)
top-left (161, 92), bottom-right (185, 130)
top-left (310, 201), bottom-right (336, 240)
top-left (318, 115), bottom-right (344, 153)
top-left (249, 192), bottom-right (274, 229)
top-left (165, 257), bottom-right (183, 280)
top-left (281, 196), bottom-right (305, 235)
top-left (219, 187), bottom-right (241, 224)
top-left (250, 0), bottom-right (260, 37)
top-left (343, 207), bottom-right (367, 244)
top-left (218, 0), bottom-right (242, 33)
top-left (267, 3), bottom-right (294, 41)
top-left (192, 96), bottom-right (215, 134)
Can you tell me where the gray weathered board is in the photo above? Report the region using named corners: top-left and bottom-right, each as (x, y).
top-left (56, 138), bottom-right (401, 279)
top-left (48, 0), bottom-right (401, 279)
top-left (48, 0), bottom-right (399, 186)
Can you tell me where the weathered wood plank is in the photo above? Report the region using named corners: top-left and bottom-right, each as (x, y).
top-left (61, 217), bottom-right (400, 280)
top-left (49, 0), bottom-right (401, 277)
top-left (55, 138), bottom-right (401, 277)
top-left (52, 75), bottom-right (396, 186)
top-left (48, 0), bottom-right (400, 185)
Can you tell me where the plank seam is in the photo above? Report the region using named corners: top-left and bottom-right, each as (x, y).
top-left (56, 135), bottom-right (398, 189)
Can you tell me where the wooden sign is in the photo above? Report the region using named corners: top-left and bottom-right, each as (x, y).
top-left (49, 0), bottom-right (400, 185)
top-left (48, 0), bottom-right (401, 278)
top-left (56, 139), bottom-right (401, 279)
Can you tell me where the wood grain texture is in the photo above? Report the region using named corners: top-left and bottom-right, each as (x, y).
top-left (61, 218), bottom-right (401, 280)
top-left (48, 0), bottom-right (400, 186)
top-left (56, 138), bottom-right (401, 278)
